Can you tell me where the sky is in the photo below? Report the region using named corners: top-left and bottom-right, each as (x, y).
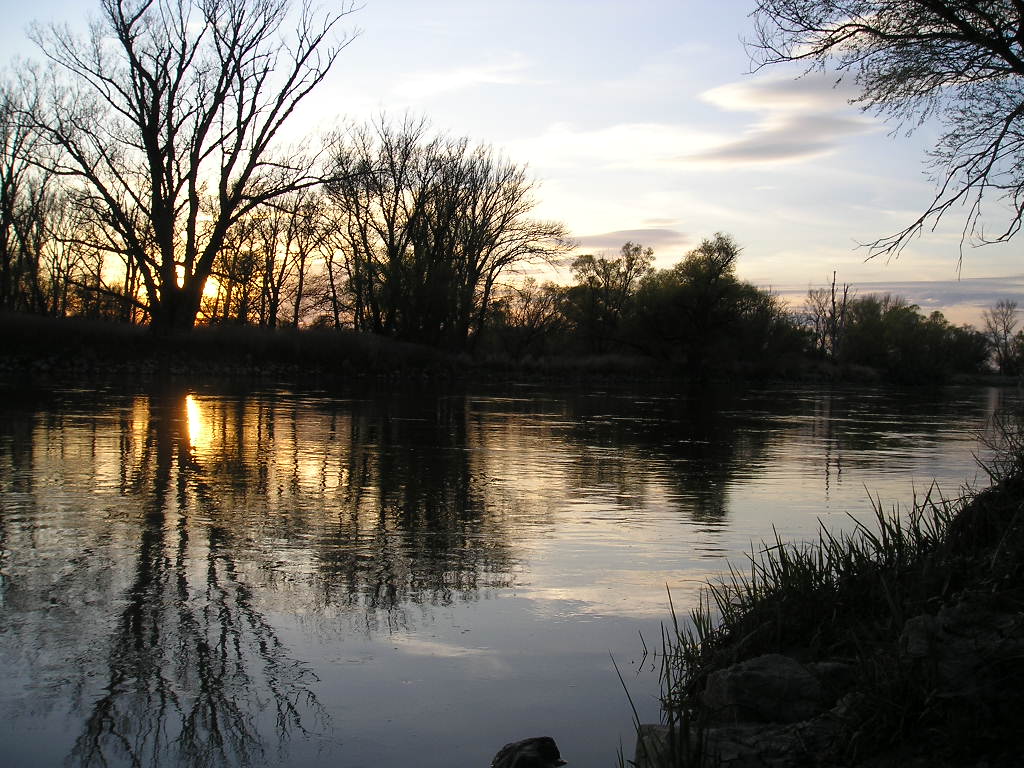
top-left (3, 0), bottom-right (1022, 325)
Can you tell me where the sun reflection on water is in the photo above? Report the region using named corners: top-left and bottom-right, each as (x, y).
top-left (185, 394), bottom-right (208, 450)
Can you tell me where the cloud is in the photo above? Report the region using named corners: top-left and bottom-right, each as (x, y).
top-left (702, 75), bottom-right (861, 113)
top-left (504, 122), bottom-right (718, 171)
top-left (392, 55), bottom-right (532, 100)
top-left (390, 636), bottom-right (497, 659)
top-left (769, 274), bottom-right (1024, 325)
top-left (687, 74), bottom-right (878, 166)
top-left (575, 228), bottom-right (688, 251)
top-left (506, 75), bottom-right (877, 175)
top-left (696, 113), bottom-right (876, 164)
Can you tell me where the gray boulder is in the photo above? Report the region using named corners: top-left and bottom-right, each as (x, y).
top-left (702, 654), bottom-right (824, 724)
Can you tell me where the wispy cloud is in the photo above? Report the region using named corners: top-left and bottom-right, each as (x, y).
top-left (392, 55), bottom-right (533, 100)
top-left (504, 122), bottom-right (718, 171)
top-left (576, 228), bottom-right (689, 251)
top-left (686, 74), bottom-right (878, 166)
top-left (770, 274), bottom-right (1024, 325)
top-left (703, 75), bottom-right (861, 113)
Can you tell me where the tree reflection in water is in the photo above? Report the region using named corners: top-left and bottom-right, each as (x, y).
top-left (0, 386), bottom-right (522, 767)
top-left (0, 383), bottom-right (1003, 768)
top-left (68, 389), bottom-right (324, 768)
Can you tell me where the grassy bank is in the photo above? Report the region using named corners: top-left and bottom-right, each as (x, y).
top-left (0, 312), bottom-right (670, 385)
top-left (653, 412), bottom-right (1024, 767)
top-left (1, 313), bottom-right (1018, 390)
top-left (0, 312), bottom-right (461, 382)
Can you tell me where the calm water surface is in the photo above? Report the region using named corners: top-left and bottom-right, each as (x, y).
top-left (0, 382), bottom-right (1017, 767)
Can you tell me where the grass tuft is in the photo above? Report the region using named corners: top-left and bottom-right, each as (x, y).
top-left (652, 408), bottom-right (1024, 767)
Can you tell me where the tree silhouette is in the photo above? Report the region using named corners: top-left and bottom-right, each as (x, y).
top-left (26, 0), bottom-right (355, 332)
top-left (327, 116), bottom-right (571, 349)
top-left (752, 1), bottom-right (1024, 259)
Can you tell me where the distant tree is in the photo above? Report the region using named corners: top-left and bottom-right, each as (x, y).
top-left (842, 293), bottom-right (910, 369)
top-left (566, 241), bottom-right (654, 353)
top-left (803, 272), bottom-right (852, 361)
top-left (927, 311), bottom-right (991, 377)
top-left (731, 284), bottom-right (807, 372)
top-left (832, 294), bottom-right (990, 381)
top-left (671, 233), bottom-right (746, 370)
top-left (983, 299), bottom-right (1021, 374)
top-left (26, 0), bottom-right (355, 332)
top-left (626, 233), bottom-right (803, 373)
top-left (489, 278), bottom-right (566, 358)
top-left (752, 1), bottom-right (1024, 258)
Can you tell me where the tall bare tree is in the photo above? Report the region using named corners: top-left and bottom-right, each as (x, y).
top-left (329, 117), bottom-right (570, 349)
top-left (1, 73), bottom-right (54, 313)
top-left (26, 0), bottom-right (355, 331)
top-left (752, 1), bottom-right (1024, 260)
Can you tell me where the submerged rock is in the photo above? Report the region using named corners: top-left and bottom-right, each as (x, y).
top-left (490, 736), bottom-right (566, 768)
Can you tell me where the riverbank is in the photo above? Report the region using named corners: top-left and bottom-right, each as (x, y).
top-left (0, 312), bottom-right (668, 387)
top-left (1, 312), bottom-right (1016, 389)
top-left (639, 415), bottom-right (1024, 767)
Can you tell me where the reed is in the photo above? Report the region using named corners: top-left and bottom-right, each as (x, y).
top-left (652, 409), bottom-right (1024, 766)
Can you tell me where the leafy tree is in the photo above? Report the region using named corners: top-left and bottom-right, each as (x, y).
top-left (752, 1), bottom-right (1024, 257)
top-left (928, 311), bottom-right (991, 376)
top-left (842, 293), bottom-right (912, 370)
top-left (565, 241), bottom-right (653, 353)
top-left (26, 0), bottom-right (354, 332)
top-left (836, 294), bottom-right (990, 381)
top-left (626, 233), bottom-right (803, 373)
top-left (670, 233), bottom-right (746, 370)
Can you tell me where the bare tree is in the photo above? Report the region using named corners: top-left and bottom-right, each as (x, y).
top-left (329, 116), bottom-right (430, 336)
top-left (983, 298), bottom-right (1020, 373)
top-left (26, 0), bottom-right (355, 332)
top-left (803, 273), bottom-right (853, 361)
top-left (328, 117), bottom-right (571, 349)
top-left (1, 73), bottom-right (54, 313)
top-left (752, 1), bottom-right (1024, 260)
top-left (279, 188), bottom-right (330, 327)
top-left (491, 278), bottom-right (566, 357)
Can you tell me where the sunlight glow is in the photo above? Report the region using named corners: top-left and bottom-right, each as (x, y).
top-left (185, 395), bottom-right (208, 450)
top-left (203, 276), bottom-right (220, 299)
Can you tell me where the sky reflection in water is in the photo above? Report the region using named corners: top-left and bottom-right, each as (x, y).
top-left (0, 383), bottom-right (1016, 767)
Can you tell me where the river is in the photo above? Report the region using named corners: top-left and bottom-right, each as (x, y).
top-left (0, 382), bottom-right (1017, 767)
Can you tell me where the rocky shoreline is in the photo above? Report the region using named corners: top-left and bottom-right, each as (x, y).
top-left (634, 444), bottom-right (1024, 768)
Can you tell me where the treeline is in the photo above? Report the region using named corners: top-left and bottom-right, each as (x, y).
top-left (1, 0), bottom-right (1021, 382)
top-left (0, 94), bottom-right (569, 348)
top-left (486, 234), bottom-right (803, 377)
top-left (483, 238), bottom-right (1022, 383)
top-left (0, 0), bottom-right (574, 340)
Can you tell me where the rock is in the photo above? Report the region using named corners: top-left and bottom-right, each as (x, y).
top-left (900, 614), bottom-right (940, 658)
top-left (490, 736), bottom-right (566, 768)
top-left (702, 653), bottom-right (824, 724)
top-left (633, 724), bottom-right (672, 768)
top-left (702, 716), bottom-right (841, 768)
top-left (899, 599), bottom-right (1024, 698)
top-left (806, 660), bottom-right (858, 702)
